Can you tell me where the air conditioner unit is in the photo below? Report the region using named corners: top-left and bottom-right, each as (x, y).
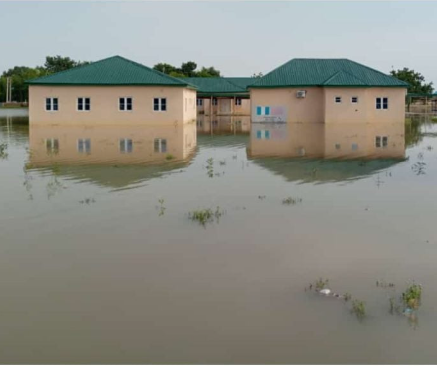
top-left (296, 90), bottom-right (306, 98)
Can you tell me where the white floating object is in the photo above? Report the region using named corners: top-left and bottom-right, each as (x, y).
top-left (319, 289), bottom-right (331, 295)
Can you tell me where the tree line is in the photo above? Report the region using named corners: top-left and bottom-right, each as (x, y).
top-left (1, 55), bottom-right (433, 103)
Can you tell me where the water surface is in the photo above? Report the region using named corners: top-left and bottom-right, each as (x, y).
top-left (1, 111), bottom-right (437, 364)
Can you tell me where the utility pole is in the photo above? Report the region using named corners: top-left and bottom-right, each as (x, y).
top-left (6, 77), bottom-right (12, 103)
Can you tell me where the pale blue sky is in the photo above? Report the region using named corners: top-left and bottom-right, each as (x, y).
top-left (1, 1), bottom-right (436, 85)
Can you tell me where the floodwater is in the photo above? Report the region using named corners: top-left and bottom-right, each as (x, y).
top-left (1, 109), bottom-right (437, 364)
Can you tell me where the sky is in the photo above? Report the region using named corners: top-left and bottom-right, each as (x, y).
top-left (1, 1), bottom-right (437, 85)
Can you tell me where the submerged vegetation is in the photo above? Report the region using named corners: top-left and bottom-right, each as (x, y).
top-left (282, 196), bottom-right (303, 205)
top-left (189, 207), bottom-right (224, 226)
top-left (0, 142), bottom-right (8, 159)
top-left (157, 198), bottom-right (166, 216)
top-left (351, 300), bottom-right (366, 320)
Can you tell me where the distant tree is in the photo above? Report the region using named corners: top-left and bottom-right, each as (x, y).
top-left (1, 66), bottom-right (47, 102)
top-left (44, 55), bottom-right (90, 74)
top-left (196, 66), bottom-right (220, 77)
top-left (252, 72), bottom-right (264, 78)
top-left (153, 63), bottom-right (178, 75)
top-left (180, 61), bottom-right (197, 77)
top-left (390, 68), bottom-right (433, 94)
top-left (153, 62), bottom-right (221, 78)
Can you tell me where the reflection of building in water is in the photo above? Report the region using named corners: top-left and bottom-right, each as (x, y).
top-left (248, 122), bottom-right (406, 183)
top-left (29, 123), bottom-right (197, 166)
top-left (248, 122), bottom-right (405, 159)
top-left (196, 115), bottom-right (250, 135)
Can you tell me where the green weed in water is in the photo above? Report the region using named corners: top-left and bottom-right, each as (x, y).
top-left (206, 158), bottom-right (214, 178)
top-left (313, 278), bottom-right (329, 291)
top-left (157, 198), bottom-right (166, 216)
top-left (402, 283), bottom-right (422, 310)
top-left (351, 300), bottom-right (366, 320)
top-left (189, 207), bottom-right (223, 226)
top-left (282, 197), bottom-right (303, 205)
top-left (0, 142), bottom-right (8, 159)
top-left (165, 154), bottom-right (175, 161)
top-left (343, 293), bottom-right (352, 302)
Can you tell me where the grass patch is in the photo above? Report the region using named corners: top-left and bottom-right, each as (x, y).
top-left (189, 207), bottom-right (223, 226)
top-left (431, 117), bottom-right (437, 123)
top-left (351, 300), bottom-right (366, 320)
top-left (282, 196), bottom-right (302, 205)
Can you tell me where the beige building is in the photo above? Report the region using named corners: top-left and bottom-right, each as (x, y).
top-left (249, 59), bottom-right (408, 124)
top-left (27, 56), bottom-right (197, 126)
top-left (184, 77), bottom-right (252, 116)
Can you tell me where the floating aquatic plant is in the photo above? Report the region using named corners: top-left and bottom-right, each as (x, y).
top-left (79, 198), bottom-right (96, 205)
top-left (206, 158), bottom-right (214, 178)
top-left (351, 300), bottom-right (366, 320)
top-left (189, 206), bottom-right (223, 226)
top-left (157, 198), bottom-right (166, 216)
top-left (343, 293), bottom-right (352, 302)
top-left (402, 283), bottom-right (422, 310)
top-left (282, 197), bottom-right (302, 205)
top-left (0, 142), bottom-right (8, 159)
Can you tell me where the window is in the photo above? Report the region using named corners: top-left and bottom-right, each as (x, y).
top-left (119, 97), bottom-right (133, 111)
top-left (351, 143), bottom-right (358, 151)
top-left (119, 138), bottom-right (133, 153)
top-left (335, 143), bottom-right (341, 150)
top-left (77, 139), bottom-right (91, 153)
top-left (77, 97), bottom-right (90, 111)
top-left (46, 138), bottom-right (59, 154)
top-left (335, 96), bottom-right (342, 103)
top-left (212, 98), bottom-right (218, 106)
top-left (154, 138), bottom-right (167, 153)
top-left (45, 98), bottom-right (58, 111)
top-left (197, 98), bottom-right (203, 106)
top-left (153, 98), bottom-right (167, 111)
top-left (235, 98), bottom-right (242, 106)
top-left (256, 130), bottom-right (270, 140)
top-left (351, 97), bottom-right (358, 103)
top-left (375, 136), bottom-right (388, 148)
top-left (376, 97), bottom-right (388, 110)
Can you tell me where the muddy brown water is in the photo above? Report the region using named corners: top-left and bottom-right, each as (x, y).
top-left (1, 110), bottom-right (437, 364)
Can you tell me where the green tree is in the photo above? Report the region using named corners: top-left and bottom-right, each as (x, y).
top-left (153, 63), bottom-right (178, 75)
top-left (180, 61), bottom-right (197, 77)
top-left (196, 66), bottom-right (220, 77)
top-left (252, 72), bottom-right (264, 78)
top-left (44, 55), bottom-right (90, 74)
top-left (1, 66), bottom-right (47, 102)
top-left (390, 68), bottom-right (433, 94)
top-left (153, 62), bottom-right (221, 77)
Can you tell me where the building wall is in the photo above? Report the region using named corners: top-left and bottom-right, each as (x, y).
top-left (324, 87), bottom-right (406, 124)
top-left (197, 97), bottom-right (251, 116)
top-left (250, 87), bottom-right (406, 124)
top-left (29, 85), bottom-right (195, 126)
top-left (250, 87), bottom-right (325, 123)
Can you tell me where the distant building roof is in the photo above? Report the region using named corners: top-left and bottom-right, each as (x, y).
top-left (182, 77), bottom-right (252, 97)
top-left (27, 56), bottom-right (194, 87)
top-left (249, 59), bottom-right (409, 88)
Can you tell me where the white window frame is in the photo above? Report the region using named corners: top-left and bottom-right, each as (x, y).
top-left (154, 138), bottom-right (167, 153)
top-left (375, 136), bottom-right (388, 148)
top-left (153, 98), bottom-right (167, 112)
top-left (197, 98), bottom-right (203, 106)
top-left (351, 96), bottom-right (359, 104)
top-left (119, 138), bottom-right (133, 153)
top-left (335, 96), bottom-right (342, 104)
top-left (77, 97), bottom-right (91, 112)
top-left (77, 138), bottom-right (91, 154)
top-left (212, 98), bottom-right (218, 106)
top-left (235, 97), bottom-right (242, 106)
top-left (119, 97), bottom-right (133, 112)
top-left (46, 138), bottom-right (59, 153)
top-left (376, 97), bottom-right (389, 110)
top-left (45, 97), bottom-right (59, 112)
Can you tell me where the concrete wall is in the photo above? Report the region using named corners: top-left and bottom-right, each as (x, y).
top-left (29, 85), bottom-right (196, 126)
top-left (250, 87), bottom-right (406, 124)
top-left (197, 97), bottom-right (251, 116)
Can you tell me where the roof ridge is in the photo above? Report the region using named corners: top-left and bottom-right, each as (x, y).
top-left (27, 55), bottom-right (120, 82)
top-left (344, 59), bottom-right (409, 86)
top-left (114, 56), bottom-right (190, 86)
top-left (322, 69), bottom-right (367, 85)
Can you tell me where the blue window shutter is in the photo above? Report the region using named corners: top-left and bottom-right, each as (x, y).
top-left (257, 106), bottom-right (262, 115)
top-left (265, 106), bottom-right (270, 115)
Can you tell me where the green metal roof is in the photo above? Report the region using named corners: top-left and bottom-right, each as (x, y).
top-left (27, 56), bottom-right (194, 87)
top-left (250, 59), bottom-right (409, 88)
top-left (182, 77), bottom-right (251, 97)
top-left (225, 77), bottom-right (255, 89)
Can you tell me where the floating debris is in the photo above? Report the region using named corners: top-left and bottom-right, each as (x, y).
top-left (282, 197), bottom-right (302, 205)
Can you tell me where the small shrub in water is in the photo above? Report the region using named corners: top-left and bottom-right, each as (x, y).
top-left (343, 293), bottom-right (352, 302)
top-left (282, 197), bottom-right (302, 205)
top-left (313, 278), bottom-right (329, 291)
top-left (402, 284), bottom-right (422, 310)
top-left (351, 300), bottom-right (366, 320)
top-left (189, 207), bottom-right (223, 226)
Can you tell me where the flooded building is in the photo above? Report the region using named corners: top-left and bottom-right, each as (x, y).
top-left (249, 59), bottom-right (408, 124)
top-left (27, 56), bottom-right (197, 126)
top-left (184, 77), bottom-right (252, 116)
